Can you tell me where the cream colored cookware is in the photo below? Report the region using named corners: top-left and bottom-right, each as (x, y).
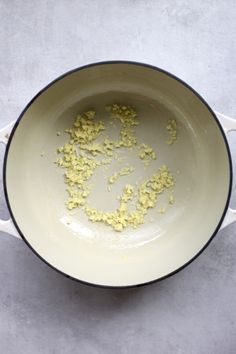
top-left (0, 62), bottom-right (235, 288)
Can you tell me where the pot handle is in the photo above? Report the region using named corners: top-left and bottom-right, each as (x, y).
top-left (0, 121), bottom-right (20, 239)
top-left (215, 111), bottom-right (236, 229)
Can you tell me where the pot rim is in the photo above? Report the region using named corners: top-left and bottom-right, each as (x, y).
top-left (3, 60), bottom-right (233, 288)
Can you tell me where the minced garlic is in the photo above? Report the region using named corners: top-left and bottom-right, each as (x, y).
top-left (65, 110), bottom-right (105, 145)
top-left (56, 104), bottom-right (177, 232)
top-left (166, 119), bottom-right (177, 145)
top-left (108, 104), bottom-right (139, 148)
top-left (108, 166), bottom-right (134, 185)
top-left (138, 143), bottom-right (157, 165)
top-left (85, 166), bottom-right (174, 231)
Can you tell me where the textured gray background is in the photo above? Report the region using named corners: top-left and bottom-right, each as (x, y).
top-left (1, 1), bottom-right (236, 353)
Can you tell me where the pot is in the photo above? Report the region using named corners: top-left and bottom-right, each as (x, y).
top-left (0, 61), bottom-right (235, 288)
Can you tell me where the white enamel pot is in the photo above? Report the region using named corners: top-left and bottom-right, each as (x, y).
top-left (1, 61), bottom-right (235, 288)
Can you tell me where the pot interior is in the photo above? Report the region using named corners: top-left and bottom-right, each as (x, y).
top-left (5, 63), bottom-right (231, 286)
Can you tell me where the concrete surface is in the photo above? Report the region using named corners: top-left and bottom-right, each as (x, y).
top-left (0, 1), bottom-right (236, 353)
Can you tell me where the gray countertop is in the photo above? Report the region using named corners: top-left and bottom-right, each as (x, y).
top-left (1, 1), bottom-right (236, 353)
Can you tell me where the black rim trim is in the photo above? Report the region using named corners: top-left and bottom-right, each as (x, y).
top-left (3, 60), bottom-right (233, 289)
